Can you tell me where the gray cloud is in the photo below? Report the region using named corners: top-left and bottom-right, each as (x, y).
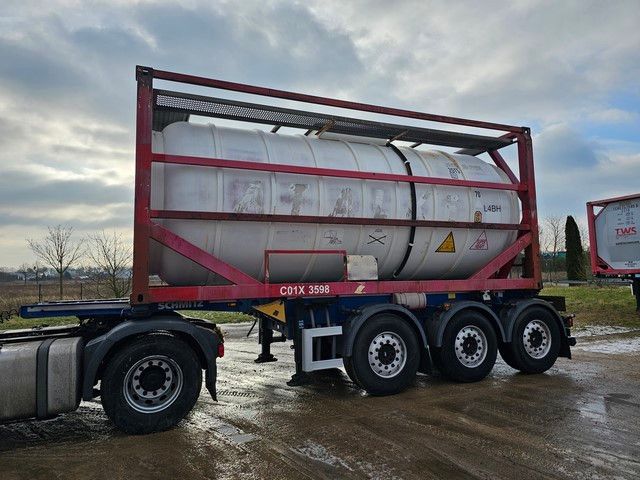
top-left (0, 167), bottom-right (131, 205)
top-left (0, 0), bottom-right (639, 266)
top-left (0, 206), bottom-right (132, 230)
top-left (305, 0), bottom-right (640, 124)
top-left (0, 20), bottom-right (86, 94)
top-left (535, 124), bottom-right (601, 168)
top-left (534, 125), bottom-right (639, 216)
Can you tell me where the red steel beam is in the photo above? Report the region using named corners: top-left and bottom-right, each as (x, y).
top-left (587, 192), bottom-right (640, 206)
top-left (146, 278), bottom-right (539, 303)
top-left (515, 131), bottom-right (542, 287)
top-left (152, 153), bottom-right (525, 192)
top-left (265, 249), bottom-right (347, 254)
top-left (150, 210), bottom-right (529, 231)
top-left (586, 202), bottom-right (600, 275)
top-left (149, 67), bottom-right (524, 134)
top-left (471, 233), bottom-right (532, 280)
top-left (149, 222), bottom-right (261, 285)
top-left (488, 149), bottom-right (519, 185)
top-left (131, 67), bottom-right (154, 304)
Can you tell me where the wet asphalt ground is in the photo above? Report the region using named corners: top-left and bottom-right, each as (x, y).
top-left (1, 323), bottom-right (639, 480)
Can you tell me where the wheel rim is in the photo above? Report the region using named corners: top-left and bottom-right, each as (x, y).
top-left (522, 319), bottom-right (551, 359)
top-left (455, 325), bottom-right (488, 368)
top-left (368, 331), bottom-right (407, 378)
top-left (123, 355), bottom-right (184, 414)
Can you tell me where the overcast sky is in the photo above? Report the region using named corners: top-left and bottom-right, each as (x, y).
top-left (1, 0), bottom-right (639, 267)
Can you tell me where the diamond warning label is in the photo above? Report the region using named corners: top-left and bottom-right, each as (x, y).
top-left (470, 231), bottom-right (488, 250)
top-left (436, 231), bottom-right (456, 253)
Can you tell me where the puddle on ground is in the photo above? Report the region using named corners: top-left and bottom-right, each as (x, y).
top-left (292, 441), bottom-right (353, 471)
top-left (575, 336), bottom-right (640, 354)
top-left (573, 325), bottom-right (640, 338)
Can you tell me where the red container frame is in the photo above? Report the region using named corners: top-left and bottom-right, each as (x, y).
top-left (587, 193), bottom-right (640, 276)
top-left (131, 65), bottom-right (542, 305)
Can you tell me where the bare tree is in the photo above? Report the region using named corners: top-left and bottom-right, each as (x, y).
top-left (17, 262), bottom-right (30, 285)
top-left (28, 225), bottom-right (84, 299)
top-left (87, 230), bottom-right (132, 298)
top-left (541, 216), bottom-right (565, 283)
top-left (31, 261), bottom-right (44, 284)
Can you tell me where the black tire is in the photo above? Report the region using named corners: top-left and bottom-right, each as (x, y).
top-left (504, 307), bottom-right (561, 374)
top-left (437, 311), bottom-right (498, 383)
top-left (349, 314), bottom-right (420, 396)
top-left (429, 346), bottom-right (444, 373)
top-left (498, 342), bottom-right (521, 370)
top-left (101, 333), bottom-right (202, 434)
top-left (342, 356), bottom-right (362, 388)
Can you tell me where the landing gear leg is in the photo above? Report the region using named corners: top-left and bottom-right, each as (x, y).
top-left (287, 308), bottom-right (311, 386)
top-left (255, 318), bottom-right (277, 363)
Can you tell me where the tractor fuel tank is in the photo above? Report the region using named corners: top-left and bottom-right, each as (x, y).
top-left (0, 337), bottom-right (83, 421)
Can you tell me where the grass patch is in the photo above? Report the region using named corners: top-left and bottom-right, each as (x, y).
top-left (181, 310), bottom-right (253, 324)
top-left (542, 285), bottom-right (639, 328)
top-left (0, 316), bottom-right (79, 331)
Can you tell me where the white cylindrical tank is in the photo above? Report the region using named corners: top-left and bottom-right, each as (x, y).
top-left (150, 123), bottom-right (519, 286)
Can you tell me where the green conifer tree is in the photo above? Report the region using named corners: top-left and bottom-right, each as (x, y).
top-left (565, 215), bottom-right (586, 280)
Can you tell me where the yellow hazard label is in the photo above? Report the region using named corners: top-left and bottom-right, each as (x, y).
top-left (436, 231), bottom-right (456, 253)
top-left (252, 300), bottom-right (286, 323)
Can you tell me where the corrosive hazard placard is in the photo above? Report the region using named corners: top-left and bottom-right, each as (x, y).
top-left (470, 231), bottom-right (488, 250)
top-left (436, 232), bottom-right (456, 253)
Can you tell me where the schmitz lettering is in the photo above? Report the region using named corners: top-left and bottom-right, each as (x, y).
top-left (158, 301), bottom-right (204, 310)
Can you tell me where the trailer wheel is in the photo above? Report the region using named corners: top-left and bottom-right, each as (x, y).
top-left (349, 314), bottom-right (419, 395)
top-left (342, 356), bottom-right (362, 388)
top-left (437, 310), bottom-right (497, 382)
top-left (101, 333), bottom-right (202, 434)
top-left (504, 307), bottom-right (561, 374)
top-left (498, 343), bottom-right (521, 370)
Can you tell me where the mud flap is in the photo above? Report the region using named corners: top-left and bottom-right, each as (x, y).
top-left (205, 363), bottom-right (217, 401)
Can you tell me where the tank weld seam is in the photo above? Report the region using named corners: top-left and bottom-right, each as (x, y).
top-left (388, 144), bottom-right (416, 279)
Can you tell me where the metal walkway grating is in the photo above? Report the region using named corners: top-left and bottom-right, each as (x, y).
top-left (153, 89), bottom-right (513, 153)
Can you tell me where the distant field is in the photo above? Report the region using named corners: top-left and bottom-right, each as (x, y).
top-left (1, 283), bottom-right (637, 331)
top-left (0, 281), bottom-right (95, 312)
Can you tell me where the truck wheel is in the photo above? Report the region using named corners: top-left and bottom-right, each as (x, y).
top-left (349, 314), bottom-right (420, 396)
top-left (504, 307), bottom-right (561, 374)
top-left (101, 333), bottom-right (202, 434)
top-left (437, 311), bottom-right (497, 382)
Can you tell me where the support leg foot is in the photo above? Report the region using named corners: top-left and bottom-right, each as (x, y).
top-left (254, 353), bottom-right (277, 363)
top-left (287, 372), bottom-right (312, 386)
